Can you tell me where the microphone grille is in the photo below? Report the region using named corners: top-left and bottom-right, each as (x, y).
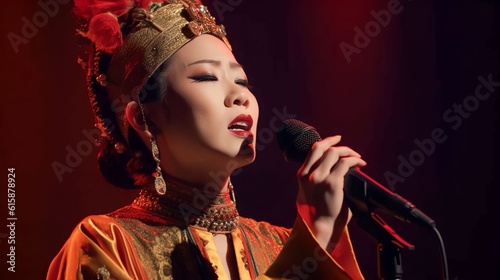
top-left (277, 119), bottom-right (322, 163)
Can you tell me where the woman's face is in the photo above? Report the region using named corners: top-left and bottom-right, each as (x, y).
top-left (146, 34), bottom-right (259, 182)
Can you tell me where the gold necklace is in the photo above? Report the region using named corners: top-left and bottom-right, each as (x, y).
top-left (133, 182), bottom-right (239, 233)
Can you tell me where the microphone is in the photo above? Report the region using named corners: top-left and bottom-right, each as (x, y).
top-left (277, 119), bottom-right (436, 229)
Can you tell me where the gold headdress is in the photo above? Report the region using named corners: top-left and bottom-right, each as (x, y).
top-left (107, 1), bottom-right (231, 101)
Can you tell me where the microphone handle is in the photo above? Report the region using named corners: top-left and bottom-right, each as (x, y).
top-left (345, 168), bottom-right (436, 228)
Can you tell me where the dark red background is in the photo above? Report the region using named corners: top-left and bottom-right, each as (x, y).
top-left (1, 0), bottom-right (499, 279)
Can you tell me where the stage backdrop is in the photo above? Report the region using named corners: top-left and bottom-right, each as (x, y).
top-left (1, 0), bottom-right (498, 279)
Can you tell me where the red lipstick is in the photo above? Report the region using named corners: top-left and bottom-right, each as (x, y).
top-left (228, 114), bottom-right (253, 137)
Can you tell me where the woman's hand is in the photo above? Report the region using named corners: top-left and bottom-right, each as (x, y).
top-left (296, 135), bottom-right (366, 250)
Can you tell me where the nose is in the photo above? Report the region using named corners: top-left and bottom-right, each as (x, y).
top-left (224, 86), bottom-right (250, 108)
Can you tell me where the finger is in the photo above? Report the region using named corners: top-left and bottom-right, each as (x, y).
top-left (329, 157), bottom-right (367, 183)
top-left (300, 136), bottom-right (342, 175)
top-left (310, 147), bottom-right (363, 183)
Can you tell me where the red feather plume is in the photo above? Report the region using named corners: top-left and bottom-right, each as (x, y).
top-left (74, 0), bottom-right (94, 20)
top-left (74, 0), bottom-right (134, 19)
top-left (74, 0), bottom-right (155, 53)
top-left (91, 0), bottom-right (133, 18)
top-left (135, 0), bottom-right (151, 9)
top-left (86, 13), bottom-right (123, 53)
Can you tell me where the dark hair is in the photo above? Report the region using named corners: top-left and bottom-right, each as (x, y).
top-left (97, 128), bottom-right (157, 190)
top-left (89, 48), bottom-right (168, 190)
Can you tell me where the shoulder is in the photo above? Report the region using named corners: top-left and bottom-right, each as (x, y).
top-left (77, 214), bottom-right (118, 227)
top-left (108, 205), bottom-right (186, 226)
top-left (48, 214), bottom-right (150, 279)
top-left (67, 205), bottom-right (177, 245)
top-left (62, 204), bottom-right (158, 243)
top-left (66, 214), bottom-right (130, 245)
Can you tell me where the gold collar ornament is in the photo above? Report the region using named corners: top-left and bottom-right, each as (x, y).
top-left (133, 182), bottom-right (239, 234)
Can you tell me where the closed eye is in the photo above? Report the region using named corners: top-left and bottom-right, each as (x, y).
top-left (235, 79), bottom-right (253, 89)
top-left (189, 75), bottom-right (218, 82)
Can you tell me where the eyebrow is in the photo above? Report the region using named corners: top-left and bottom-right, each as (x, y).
top-left (187, 59), bottom-right (244, 69)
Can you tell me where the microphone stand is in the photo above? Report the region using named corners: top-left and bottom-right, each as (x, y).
top-left (353, 211), bottom-right (414, 280)
top-left (344, 174), bottom-right (415, 280)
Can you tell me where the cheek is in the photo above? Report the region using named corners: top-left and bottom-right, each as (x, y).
top-left (193, 102), bottom-right (226, 138)
top-left (164, 87), bottom-right (201, 122)
top-left (251, 95), bottom-right (260, 128)
top-left (166, 93), bottom-right (223, 138)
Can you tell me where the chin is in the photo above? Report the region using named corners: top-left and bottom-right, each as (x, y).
top-left (238, 140), bottom-right (255, 158)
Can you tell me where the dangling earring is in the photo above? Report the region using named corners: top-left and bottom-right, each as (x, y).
top-left (138, 99), bottom-right (166, 195)
top-left (228, 180), bottom-right (236, 206)
top-left (151, 137), bottom-right (166, 195)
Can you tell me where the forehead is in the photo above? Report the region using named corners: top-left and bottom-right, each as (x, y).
top-left (170, 34), bottom-right (237, 67)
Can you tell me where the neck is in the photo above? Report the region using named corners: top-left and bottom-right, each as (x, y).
top-left (163, 172), bottom-right (231, 197)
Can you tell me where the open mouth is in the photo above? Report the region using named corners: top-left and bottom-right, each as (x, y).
top-left (228, 121), bottom-right (250, 131)
top-left (228, 115), bottom-right (253, 136)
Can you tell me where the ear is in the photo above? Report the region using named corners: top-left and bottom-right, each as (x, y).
top-left (125, 101), bottom-right (153, 139)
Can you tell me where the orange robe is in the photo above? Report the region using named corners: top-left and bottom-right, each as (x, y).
top-left (47, 205), bottom-right (364, 279)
